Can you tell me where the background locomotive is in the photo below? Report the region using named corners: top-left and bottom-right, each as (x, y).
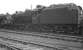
top-left (0, 3), bottom-right (83, 36)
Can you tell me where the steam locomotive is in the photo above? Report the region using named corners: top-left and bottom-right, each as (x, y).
top-left (0, 3), bottom-right (83, 36)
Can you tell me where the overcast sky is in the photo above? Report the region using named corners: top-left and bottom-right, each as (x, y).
top-left (0, 0), bottom-right (83, 14)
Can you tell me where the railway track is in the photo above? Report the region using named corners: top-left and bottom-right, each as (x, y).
top-left (0, 29), bottom-right (83, 50)
top-left (0, 29), bottom-right (83, 42)
top-left (0, 36), bottom-right (56, 50)
top-left (0, 44), bottom-right (19, 50)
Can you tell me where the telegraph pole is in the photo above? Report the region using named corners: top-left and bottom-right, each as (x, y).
top-left (31, 4), bottom-right (32, 10)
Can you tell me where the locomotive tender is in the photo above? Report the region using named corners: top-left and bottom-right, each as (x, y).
top-left (32, 3), bottom-right (82, 35)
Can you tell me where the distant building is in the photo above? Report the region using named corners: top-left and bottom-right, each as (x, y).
top-left (0, 14), bottom-right (5, 16)
top-left (15, 11), bottom-right (24, 15)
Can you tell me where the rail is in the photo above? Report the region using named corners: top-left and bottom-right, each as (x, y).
top-left (0, 29), bottom-right (83, 50)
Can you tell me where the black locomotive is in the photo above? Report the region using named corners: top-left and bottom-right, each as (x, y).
top-left (0, 3), bottom-right (83, 36)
